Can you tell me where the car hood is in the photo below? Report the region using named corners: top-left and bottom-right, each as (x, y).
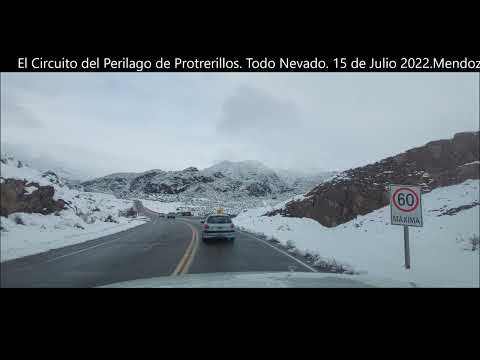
top-left (100, 272), bottom-right (428, 288)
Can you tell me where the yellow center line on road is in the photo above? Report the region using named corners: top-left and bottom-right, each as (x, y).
top-left (171, 221), bottom-right (199, 275)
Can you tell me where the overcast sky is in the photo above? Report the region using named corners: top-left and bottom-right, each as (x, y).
top-left (1, 72), bottom-right (478, 179)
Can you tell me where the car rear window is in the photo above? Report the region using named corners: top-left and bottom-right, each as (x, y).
top-left (207, 216), bottom-right (232, 224)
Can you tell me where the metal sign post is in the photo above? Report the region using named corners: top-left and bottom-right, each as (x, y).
top-left (403, 225), bottom-right (410, 269)
top-left (390, 185), bottom-right (423, 270)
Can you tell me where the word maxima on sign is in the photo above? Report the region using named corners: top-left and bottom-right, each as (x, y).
top-left (390, 185), bottom-right (423, 227)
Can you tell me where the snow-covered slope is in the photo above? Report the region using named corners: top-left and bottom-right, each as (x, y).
top-left (81, 160), bottom-right (307, 215)
top-left (275, 168), bottom-right (335, 194)
top-left (234, 180), bottom-right (480, 287)
top-left (0, 155), bottom-right (148, 262)
top-left (205, 160), bottom-right (278, 181)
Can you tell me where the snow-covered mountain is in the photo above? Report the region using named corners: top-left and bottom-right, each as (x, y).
top-left (205, 160), bottom-right (276, 179)
top-left (80, 160), bottom-right (326, 214)
top-left (275, 168), bottom-right (335, 194)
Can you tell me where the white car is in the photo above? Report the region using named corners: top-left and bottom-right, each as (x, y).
top-left (201, 214), bottom-right (235, 241)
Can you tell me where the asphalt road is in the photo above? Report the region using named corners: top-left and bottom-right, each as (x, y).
top-left (1, 201), bottom-right (314, 287)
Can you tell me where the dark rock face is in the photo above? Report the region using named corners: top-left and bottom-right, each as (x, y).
top-left (42, 170), bottom-right (63, 186)
top-left (0, 179), bottom-right (66, 217)
top-left (129, 171), bottom-right (162, 192)
top-left (197, 175), bottom-right (215, 184)
top-left (269, 132), bottom-right (479, 227)
top-left (246, 182), bottom-right (272, 197)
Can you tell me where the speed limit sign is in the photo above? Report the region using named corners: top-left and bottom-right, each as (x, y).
top-left (390, 184), bottom-right (423, 270)
top-left (390, 185), bottom-right (423, 227)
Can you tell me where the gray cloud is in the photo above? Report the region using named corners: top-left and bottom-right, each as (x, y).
top-left (1, 73), bottom-right (478, 178)
top-left (214, 85), bottom-right (320, 171)
top-left (217, 85), bottom-right (300, 135)
top-left (3, 104), bottom-right (43, 129)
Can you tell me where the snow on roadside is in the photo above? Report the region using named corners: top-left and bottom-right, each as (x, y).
top-left (234, 180), bottom-right (480, 287)
top-left (1, 214), bottom-right (147, 262)
top-left (0, 156), bottom-right (149, 262)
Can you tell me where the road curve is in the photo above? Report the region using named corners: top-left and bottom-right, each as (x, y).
top-left (1, 201), bottom-right (314, 287)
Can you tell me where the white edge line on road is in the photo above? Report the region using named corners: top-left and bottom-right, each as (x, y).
top-left (42, 236), bottom-right (125, 264)
top-left (241, 231), bottom-right (318, 273)
top-left (5, 203), bottom-right (155, 269)
top-left (2, 222), bottom-right (154, 272)
top-left (41, 219), bottom-right (155, 264)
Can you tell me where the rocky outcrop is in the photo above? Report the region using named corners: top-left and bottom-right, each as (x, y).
top-left (438, 202), bottom-right (479, 216)
top-left (213, 171), bottom-right (225, 178)
top-left (246, 182), bottom-right (272, 197)
top-left (269, 132), bottom-right (479, 227)
top-left (0, 179), bottom-right (66, 217)
top-left (41, 170), bottom-right (63, 186)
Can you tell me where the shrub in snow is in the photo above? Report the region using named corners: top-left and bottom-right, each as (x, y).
top-left (294, 248), bottom-right (305, 257)
top-left (457, 234), bottom-right (480, 252)
top-left (312, 256), bottom-right (355, 274)
top-left (277, 224), bottom-right (291, 231)
top-left (268, 236), bottom-right (280, 243)
top-left (78, 213), bottom-right (90, 224)
top-left (104, 215), bottom-right (118, 223)
top-left (303, 252), bottom-right (315, 262)
top-left (83, 215), bottom-right (96, 224)
top-left (468, 234), bottom-right (479, 251)
top-left (13, 214), bottom-right (25, 225)
top-left (119, 207), bottom-right (137, 218)
top-left (285, 239), bottom-right (296, 250)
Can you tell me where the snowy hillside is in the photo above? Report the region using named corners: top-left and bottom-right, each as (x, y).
top-left (205, 160), bottom-right (271, 177)
top-left (234, 180), bottom-right (480, 287)
top-left (275, 168), bottom-right (335, 194)
top-left (81, 160), bottom-right (311, 215)
top-left (0, 155), bottom-right (148, 262)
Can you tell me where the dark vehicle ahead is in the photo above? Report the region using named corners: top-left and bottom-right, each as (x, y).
top-left (158, 213), bottom-right (166, 218)
top-left (167, 212), bottom-right (176, 219)
top-left (181, 211), bottom-right (192, 216)
top-left (201, 214), bottom-right (235, 241)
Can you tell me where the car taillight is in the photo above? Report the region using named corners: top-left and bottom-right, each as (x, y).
top-left (204, 224), bottom-right (209, 229)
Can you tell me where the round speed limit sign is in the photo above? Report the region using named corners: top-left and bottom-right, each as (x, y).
top-left (392, 187), bottom-right (420, 212)
top-left (390, 185), bottom-right (423, 227)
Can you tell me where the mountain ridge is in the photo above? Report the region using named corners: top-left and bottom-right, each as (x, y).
top-left (80, 160), bottom-right (331, 213)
